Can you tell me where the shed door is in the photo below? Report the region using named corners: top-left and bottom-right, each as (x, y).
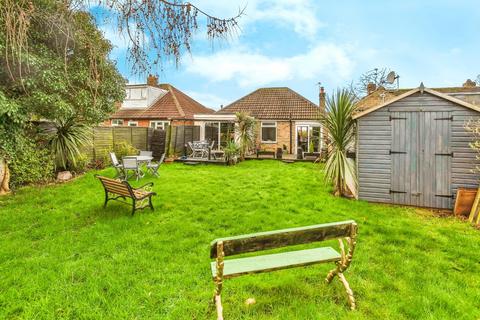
top-left (390, 111), bottom-right (452, 208)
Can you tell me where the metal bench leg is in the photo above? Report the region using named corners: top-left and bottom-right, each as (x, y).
top-left (213, 241), bottom-right (224, 320)
top-left (338, 273), bottom-right (355, 310)
top-left (131, 199), bottom-right (136, 215)
top-left (149, 196), bottom-right (154, 211)
top-left (103, 191), bottom-right (109, 208)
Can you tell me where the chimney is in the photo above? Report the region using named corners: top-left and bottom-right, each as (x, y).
top-left (463, 79), bottom-right (476, 88)
top-left (367, 82), bottom-right (377, 95)
top-left (319, 86), bottom-right (326, 112)
top-left (147, 74), bottom-right (158, 86)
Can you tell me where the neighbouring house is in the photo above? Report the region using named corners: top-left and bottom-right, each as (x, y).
top-left (108, 75), bottom-right (214, 129)
top-left (354, 80), bottom-right (480, 209)
top-left (194, 87), bottom-right (325, 157)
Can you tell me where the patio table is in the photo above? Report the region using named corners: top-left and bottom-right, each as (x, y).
top-left (129, 155), bottom-right (153, 178)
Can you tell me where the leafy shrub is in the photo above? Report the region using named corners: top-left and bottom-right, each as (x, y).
top-left (223, 141), bottom-right (240, 165)
top-left (9, 141), bottom-right (55, 188)
top-left (46, 119), bottom-right (92, 171)
top-left (71, 153), bottom-right (89, 174)
top-left (113, 141), bottom-right (138, 160)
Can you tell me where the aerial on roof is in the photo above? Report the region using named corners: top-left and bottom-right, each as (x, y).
top-left (216, 87), bottom-right (320, 120)
top-left (111, 83), bottom-right (214, 120)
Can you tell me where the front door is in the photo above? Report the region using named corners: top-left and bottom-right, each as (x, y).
top-left (390, 111), bottom-right (452, 208)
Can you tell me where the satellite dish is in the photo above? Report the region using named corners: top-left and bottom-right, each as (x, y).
top-left (386, 71), bottom-right (397, 84)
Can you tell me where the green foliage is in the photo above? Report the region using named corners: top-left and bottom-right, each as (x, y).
top-left (0, 3), bottom-right (125, 188)
top-left (113, 141), bottom-right (139, 160)
top-left (71, 153), bottom-right (89, 174)
top-left (223, 141), bottom-right (239, 165)
top-left (8, 139), bottom-right (55, 188)
top-left (320, 89), bottom-right (357, 196)
top-left (46, 119), bottom-right (92, 170)
top-left (235, 112), bottom-right (256, 161)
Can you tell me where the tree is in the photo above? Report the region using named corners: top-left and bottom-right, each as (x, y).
top-left (235, 112), bottom-right (256, 161)
top-left (1, 0), bottom-right (244, 76)
top-left (319, 89), bottom-right (357, 197)
top-left (350, 67), bottom-right (396, 99)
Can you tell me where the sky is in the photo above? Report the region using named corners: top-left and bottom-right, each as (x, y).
top-left (94, 0), bottom-right (480, 110)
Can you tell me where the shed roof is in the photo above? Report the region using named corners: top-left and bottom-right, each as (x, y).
top-left (353, 85), bottom-right (480, 119)
top-left (216, 87), bottom-right (320, 120)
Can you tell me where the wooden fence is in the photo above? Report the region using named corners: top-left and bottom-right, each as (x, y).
top-left (85, 125), bottom-right (200, 161)
top-left (85, 127), bottom-right (155, 161)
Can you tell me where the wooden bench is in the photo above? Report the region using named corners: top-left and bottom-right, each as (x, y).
top-left (209, 220), bottom-right (358, 319)
top-left (256, 150), bottom-right (276, 159)
top-left (95, 175), bottom-right (156, 215)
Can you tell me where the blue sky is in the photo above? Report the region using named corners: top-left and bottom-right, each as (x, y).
top-left (95, 0), bottom-right (480, 110)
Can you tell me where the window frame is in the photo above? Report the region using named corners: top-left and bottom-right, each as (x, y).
top-left (261, 121), bottom-right (277, 143)
top-left (127, 121), bottom-right (138, 127)
top-left (149, 120), bottom-right (170, 130)
top-left (111, 119), bottom-right (124, 127)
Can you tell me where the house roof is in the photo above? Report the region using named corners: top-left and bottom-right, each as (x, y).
top-left (353, 85), bottom-right (480, 119)
top-left (355, 85), bottom-right (480, 115)
top-left (111, 84), bottom-right (214, 120)
top-left (216, 87), bottom-right (320, 120)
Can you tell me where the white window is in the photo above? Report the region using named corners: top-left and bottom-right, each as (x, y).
top-left (112, 119), bottom-right (124, 127)
top-left (149, 121), bottom-right (170, 130)
top-left (127, 121), bottom-right (138, 127)
top-left (261, 121), bottom-right (277, 143)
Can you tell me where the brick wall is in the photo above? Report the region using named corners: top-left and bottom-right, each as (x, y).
top-left (257, 121), bottom-right (293, 153)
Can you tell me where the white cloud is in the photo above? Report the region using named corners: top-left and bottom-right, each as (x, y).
top-left (195, 0), bottom-right (323, 40)
top-left (187, 91), bottom-right (230, 110)
top-left (185, 44), bottom-right (354, 88)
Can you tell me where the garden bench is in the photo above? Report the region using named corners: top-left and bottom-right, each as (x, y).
top-left (209, 220), bottom-right (358, 319)
top-left (256, 150), bottom-right (276, 159)
top-left (95, 175), bottom-right (156, 215)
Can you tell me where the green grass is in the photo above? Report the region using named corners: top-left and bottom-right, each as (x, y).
top-left (1, 161), bottom-right (479, 319)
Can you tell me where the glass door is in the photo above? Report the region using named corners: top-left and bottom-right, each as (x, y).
top-left (297, 126), bottom-right (309, 153)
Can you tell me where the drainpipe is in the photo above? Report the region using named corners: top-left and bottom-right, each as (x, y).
top-left (289, 112), bottom-right (292, 154)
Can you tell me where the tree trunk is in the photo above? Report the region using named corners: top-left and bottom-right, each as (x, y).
top-left (0, 158), bottom-right (11, 195)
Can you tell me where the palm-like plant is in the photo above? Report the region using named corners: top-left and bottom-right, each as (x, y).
top-left (320, 89), bottom-right (357, 196)
top-left (47, 118), bottom-right (92, 170)
top-left (235, 112), bottom-right (256, 161)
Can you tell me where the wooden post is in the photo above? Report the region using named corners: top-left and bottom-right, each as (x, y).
top-left (214, 241), bottom-right (225, 320)
top-left (0, 158), bottom-right (11, 195)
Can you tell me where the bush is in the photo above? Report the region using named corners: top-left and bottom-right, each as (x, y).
top-left (114, 141), bottom-right (138, 160)
top-left (9, 141), bottom-right (55, 188)
top-left (71, 153), bottom-right (89, 174)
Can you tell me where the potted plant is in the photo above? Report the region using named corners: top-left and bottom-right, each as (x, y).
top-left (223, 141), bottom-right (239, 165)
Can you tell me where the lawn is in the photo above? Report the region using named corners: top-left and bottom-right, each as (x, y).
top-left (0, 161), bottom-right (479, 319)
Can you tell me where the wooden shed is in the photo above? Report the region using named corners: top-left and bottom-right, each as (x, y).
top-left (353, 84), bottom-right (480, 209)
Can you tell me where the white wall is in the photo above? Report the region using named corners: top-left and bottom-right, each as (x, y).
top-left (121, 85), bottom-right (167, 109)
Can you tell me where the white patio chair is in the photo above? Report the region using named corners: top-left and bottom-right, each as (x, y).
top-left (109, 152), bottom-right (124, 178)
top-left (122, 156), bottom-right (141, 181)
top-left (147, 153), bottom-right (165, 177)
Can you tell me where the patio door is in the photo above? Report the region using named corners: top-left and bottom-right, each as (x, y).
top-left (296, 125), bottom-right (321, 154)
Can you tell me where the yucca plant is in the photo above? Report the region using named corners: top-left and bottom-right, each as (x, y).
top-left (47, 118), bottom-right (92, 170)
top-left (235, 112), bottom-right (256, 161)
top-left (223, 140), bottom-right (240, 166)
top-left (319, 89), bottom-right (357, 196)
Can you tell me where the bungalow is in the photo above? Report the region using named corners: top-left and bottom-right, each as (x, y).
top-left (108, 75), bottom-right (214, 128)
top-left (195, 87), bottom-right (325, 157)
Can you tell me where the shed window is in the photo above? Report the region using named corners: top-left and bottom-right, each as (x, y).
top-left (261, 122), bottom-right (277, 143)
top-left (127, 121), bottom-right (138, 127)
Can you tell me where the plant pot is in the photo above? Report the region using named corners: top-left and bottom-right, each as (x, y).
top-left (454, 188), bottom-right (478, 216)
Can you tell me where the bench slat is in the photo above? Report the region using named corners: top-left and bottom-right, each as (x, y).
top-left (211, 247), bottom-right (341, 279)
top-left (210, 220), bottom-right (356, 258)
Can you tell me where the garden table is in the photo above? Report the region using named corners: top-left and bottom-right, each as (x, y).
top-left (130, 155), bottom-right (153, 178)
